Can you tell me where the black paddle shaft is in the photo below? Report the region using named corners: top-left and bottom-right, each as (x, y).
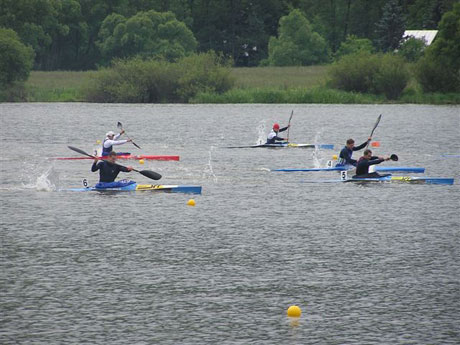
top-left (67, 146), bottom-right (161, 180)
top-left (117, 122), bottom-right (141, 149)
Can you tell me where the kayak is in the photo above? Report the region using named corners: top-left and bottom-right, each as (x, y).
top-left (65, 183), bottom-right (202, 194)
top-left (272, 166), bottom-right (425, 173)
top-left (301, 175), bottom-right (454, 185)
top-left (226, 143), bottom-right (334, 149)
top-left (441, 154), bottom-right (460, 158)
top-left (55, 154), bottom-right (179, 161)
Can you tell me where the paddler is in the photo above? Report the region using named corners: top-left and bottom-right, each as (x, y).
top-left (92, 151), bottom-right (133, 184)
top-left (102, 130), bottom-right (132, 156)
top-left (337, 137), bottom-right (372, 166)
top-left (353, 149), bottom-right (391, 178)
top-left (266, 123), bottom-right (290, 144)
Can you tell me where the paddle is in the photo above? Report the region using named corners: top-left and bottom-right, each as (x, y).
top-left (68, 146), bottom-right (161, 180)
top-left (366, 114), bottom-right (382, 148)
top-left (286, 110), bottom-right (294, 142)
top-left (117, 122), bottom-right (141, 149)
top-left (390, 154), bottom-right (398, 161)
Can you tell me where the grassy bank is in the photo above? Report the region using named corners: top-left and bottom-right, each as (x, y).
top-left (26, 71), bottom-right (93, 101)
top-left (22, 67), bottom-right (460, 104)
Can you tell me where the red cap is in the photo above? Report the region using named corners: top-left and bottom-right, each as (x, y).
top-left (273, 123), bottom-right (280, 130)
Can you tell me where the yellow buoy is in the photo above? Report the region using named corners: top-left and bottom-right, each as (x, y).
top-left (187, 199), bottom-right (196, 206)
top-left (139, 159), bottom-right (145, 164)
top-left (287, 305), bottom-right (302, 317)
top-left (332, 154), bottom-right (338, 160)
top-left (96, 140), bottom-right (101, 144)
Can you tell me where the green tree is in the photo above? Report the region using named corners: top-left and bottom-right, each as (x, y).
top-left (406, 0), bottom-right (456, 29)
top-left (335, 35), bottom-right (374, 59)
top-left (0, 28), bottom-right (34, 87)
top-left (374, 54), bottom-right (410, 99)
top-left (416, 2), bottom-right (460, 92)
top-left (375, 0), bottom-right (406, 52)
top-left (397, 37), bottom-right (426, 62)
top-left (97, 10), bottom-right (197, 63)
top-left (266, 9), bottom-right (329, 66)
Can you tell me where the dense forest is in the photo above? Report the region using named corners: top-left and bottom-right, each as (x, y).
top-left (0, 0), bottom-right (456, 70)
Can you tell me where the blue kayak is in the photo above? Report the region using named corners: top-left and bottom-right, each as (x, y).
top-left (272, 166), bottom-right (425, 173)
top-left (301, 175), bottom-right (454, 185)
top-left (65, 183), bottom-right (202, 194)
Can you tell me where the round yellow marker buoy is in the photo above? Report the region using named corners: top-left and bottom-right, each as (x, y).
top-left (96, 140), bottom-right (101, 144)
top-left (287, 305), bottom-right (302, 317)
top-left (187, 199), bottom-right (196, 206)
top-left (371, 141), bottom-right (380, 147)
top-left (139, 159), bottom-right (145, 164)
top-left (332, 154), bottom-right (338, 160)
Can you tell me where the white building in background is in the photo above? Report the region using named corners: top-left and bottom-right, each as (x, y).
top-left (403, 30), bottom-right (438, 45)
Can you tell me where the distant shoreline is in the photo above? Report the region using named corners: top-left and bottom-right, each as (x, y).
top-left (20, 67), bottom-right (460, 104)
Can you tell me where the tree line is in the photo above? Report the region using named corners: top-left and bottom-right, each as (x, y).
top-left (0, 0), bottom-right (455, 70)
top-left (1, 0), bottom-right (459, 101)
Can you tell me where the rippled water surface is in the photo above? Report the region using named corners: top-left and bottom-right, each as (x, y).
top-left (1, 103), bottom-right (459, 344)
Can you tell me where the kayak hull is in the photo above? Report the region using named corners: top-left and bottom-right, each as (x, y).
top-left (65, 183), bottom-right (202, 194)
top-left (301, 176), bottom-right (454, 185)
top-left (273, 166), bottom-right (425, 173)
top-left (226, 143), bottom-right (334, 149)
top-left (55, 155), bottom-right (179, 161)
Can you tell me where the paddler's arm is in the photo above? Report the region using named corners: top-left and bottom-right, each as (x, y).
top-left (278, 125), bottom-right (289, 133)
top-left (91, 157), bottom-right (100, 171)
top-left (113, 130), bottom-right (124, 140)
top-left (353, 137), bottom-right (372, 151)
top-left (106, 139), bottom-right (132, 146)
top-left (368, 157), bottom-right (390, 166)
top-left (118, 165), bottom-right (133, 172)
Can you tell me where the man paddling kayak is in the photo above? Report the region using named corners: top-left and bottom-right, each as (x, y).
top-left (102, 130), bottom-right (132, 156)
top-left (353, 149), bottom-right (391, 178)
top-left (92, 151), bottom-right (133, 184)
top-left (266, 123), bottom-right (290, 144)
top-left (337, 137), bottom-right (372, 166)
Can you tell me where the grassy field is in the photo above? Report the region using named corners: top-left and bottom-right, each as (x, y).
top-left (231, 65), bottom-right (329, 88)
top-left (26, 71), bottom-right (94, 101)
top-left (25, 66), bottom-right (329, 101)
top-left (22, 67), bottom-right (459, 104)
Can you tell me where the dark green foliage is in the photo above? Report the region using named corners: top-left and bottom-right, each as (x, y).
top-left (0, 28), bottom-right (34, 87)
top-left (266, 9), bottom-right (329, 66)
top-left (0, 0), bottom-right (457, 70)
top-left (329, 52), bottom-right (380, 93)
top-left (329, 52), bottom-right (410, 99)
top-left (97, 10), bottom-right (197, 64)
top-left (406, 0), bottom-right (456, 29)
top-left (375, 0), bottom-right (406, 52)
top-left (86, 51), bottom-right (234, 103)
top-left (374, 54), bottom-right (410, 99)
top-left (335, 35), bottom-right (374, 59)
top-left (416, 3), bottom-right (460, 92)
top-left (397, 37), bottom-right (427, 62)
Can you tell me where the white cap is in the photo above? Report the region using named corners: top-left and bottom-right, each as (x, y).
top-left (106, 131), bottom-right (115, 137)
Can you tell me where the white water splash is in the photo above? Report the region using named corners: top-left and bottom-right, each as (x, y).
top-left (202, 146), bottom-right (218, 183)
top-left (256, 120), bottom-right (266, 145)
top-left (311, 130), bottom-right (324, 168)
top-left (22, 165), bottom-right (60, 192)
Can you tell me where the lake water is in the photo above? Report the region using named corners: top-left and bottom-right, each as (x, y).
top-left (1, 103), bottom-right (459, 344)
